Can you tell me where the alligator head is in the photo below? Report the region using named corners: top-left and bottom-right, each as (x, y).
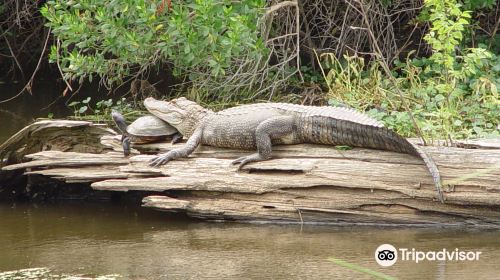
top-left (144, 97), bottom-right (212, 137)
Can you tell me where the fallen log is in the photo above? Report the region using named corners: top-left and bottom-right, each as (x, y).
top-left (0, 119), bottom-right (115, 165)
top-left (1, 120), bottom-right (499, 227)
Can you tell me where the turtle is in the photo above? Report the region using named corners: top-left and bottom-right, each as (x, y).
top-left (111, 110), bottom-right (183, 156)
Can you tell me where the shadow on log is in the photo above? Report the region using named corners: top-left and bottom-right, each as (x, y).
top-left (1, 120), bottom-right (499, 227)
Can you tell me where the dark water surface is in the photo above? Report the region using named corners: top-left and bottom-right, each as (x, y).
top-left (0, 82), bottom-right (108, 143)
top-left (0, 203), bottom-right (499, 279)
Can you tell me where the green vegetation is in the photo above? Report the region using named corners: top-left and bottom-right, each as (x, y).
top-left (327, 258), bottom-right (396, 280)
top-left (41, 0), bottom-right (266, 91)
top-left (20, 0), bottom-right (498, 141)
top-left (68, 97), bottom-right (141, 122)
top-left (321, 0), bottom-right (498, 141)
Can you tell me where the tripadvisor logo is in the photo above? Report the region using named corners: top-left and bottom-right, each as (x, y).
top-left (375, 244), bottom-right (482, 267)
top-left (375, 244), bottom-right (397, 267)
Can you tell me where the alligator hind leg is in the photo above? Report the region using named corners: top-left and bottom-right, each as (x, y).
top-left (232, 116), bottom-right (294, 170)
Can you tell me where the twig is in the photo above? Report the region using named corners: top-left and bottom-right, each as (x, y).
top-left (348, 0), bottom-right (427, 145)
top-left (297, 0), bottom-right (316, 70)
top-left (56, 39), bottom-right (73, 92)
top-left (266, 1), bottom-right (297, 16)
top-left (296, 207), bottom-right (304, 225)
top-left (294, 0), bottom-right (303, 82)
top-left (0, 27), bottom-right (51, 104)
top-left (489, 5), bottom-right (500, 49)
top-left (3, 35), bottom-right (25, 80)
top-left (313, 49), bottom-right (333, 93)
top-left (0, 25), bottom-right (15, 38)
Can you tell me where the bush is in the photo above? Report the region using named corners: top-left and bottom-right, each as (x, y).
top-left (41, 0), bottom-right (498, 141)
top-left (321, 0), bottom-right (499, 141)
top-left (41, 0), bottom-right (266, 90)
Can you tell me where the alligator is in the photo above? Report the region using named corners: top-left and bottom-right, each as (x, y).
top-left (144, 97), bottom-right (444, 202)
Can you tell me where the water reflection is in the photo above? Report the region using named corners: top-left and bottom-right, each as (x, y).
top-left (0, 202), bottom-right (498, 279)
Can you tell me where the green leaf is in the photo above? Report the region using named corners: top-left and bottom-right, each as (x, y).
top-left (473, 126), bottom-right (483, 134)
top-left (335, 145), bottom-right (352, 151)
top-left (79, 106), bottom-right (88, 114)
top-left (434, 94), bottom-right (445, 102)
top-left (327, 258), bottom-right (396, 280)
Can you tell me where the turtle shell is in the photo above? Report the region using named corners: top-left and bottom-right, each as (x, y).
top-left (127, 115), bottom-right (178, 137)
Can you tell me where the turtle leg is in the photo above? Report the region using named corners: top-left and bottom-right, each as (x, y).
top-left (122, 135), bottom-right (131, 156)
top-left (171, 132), bottom-right (183, 144)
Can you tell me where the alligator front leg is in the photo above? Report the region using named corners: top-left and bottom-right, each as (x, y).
top-left (232, 116), bottom-right (294, 170)
top-left (150, 128), bottom-right (202, 167)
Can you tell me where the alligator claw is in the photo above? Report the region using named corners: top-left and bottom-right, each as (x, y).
top-left (232, 156), bottom-right (249, 170)
top-left (231, 156), bottom-right (246, 165)
top-left (149, 155), bottom-right (170, 167)
top-left (232, 155), bottom-right (263, 170)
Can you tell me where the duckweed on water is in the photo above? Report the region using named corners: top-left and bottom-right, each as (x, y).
top-left (0, 267), bottom-right (121, 280)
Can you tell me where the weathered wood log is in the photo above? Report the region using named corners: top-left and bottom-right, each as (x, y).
top-left (0, 120), bottom-right (115, 166)
top-left (1, 120), bottom-right (499, 227)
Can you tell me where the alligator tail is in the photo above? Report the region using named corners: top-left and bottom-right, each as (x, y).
top-left (370, 126), bottom-right (444, 203)
top-left (377, 128), bottom-right (444, 203)
top-left (408, 143), bottom-right (444, 202)
top-left (310, 116), bottom-right (445, 202)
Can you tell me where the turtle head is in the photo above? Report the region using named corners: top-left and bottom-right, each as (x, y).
top-left (111, 110), bottom-right (128, 133)
top-left (144, 97), bottom-right (211, 137)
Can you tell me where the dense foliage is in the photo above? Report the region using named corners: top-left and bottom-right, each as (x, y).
top-left (323, 0), bottom-right (498, 140)
top-left (28, 0), bottom-right (500, 140)
top-left (41, 0), bottom-right (266, 88)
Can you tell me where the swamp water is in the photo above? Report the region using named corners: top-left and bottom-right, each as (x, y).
top-left (1, 83), bottom-right (499, 279)
top-left (1, 203), bottom-right (500, 279)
